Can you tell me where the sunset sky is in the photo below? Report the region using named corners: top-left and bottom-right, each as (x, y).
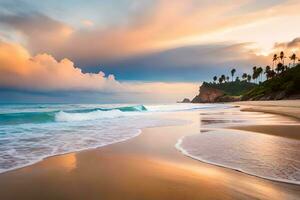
top-left (0, 0), bottom-right (299, 103)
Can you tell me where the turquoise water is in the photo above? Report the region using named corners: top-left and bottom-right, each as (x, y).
top-left (0, 105), bottom-right (147, 125)
top-left (1, 103), bottom-right (299, 185)
top-left (0, 103), bottom-right (205, 173)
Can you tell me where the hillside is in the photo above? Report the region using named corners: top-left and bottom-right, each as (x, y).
top-left (202, 81), bottom-right (257, 96)
top-left (191, 81), bottom-right (256, 103)
top-left (242, 64), bottom-right (300, 100)
top-left (191, 63), bottom-right (300, 103)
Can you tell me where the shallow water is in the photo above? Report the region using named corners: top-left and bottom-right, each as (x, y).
top-left (177, 129), bottom-right (300, 184)
top-left (176, 106), bottom-right (300, 185)
top-left (0, 103), bottom-right (209, 173)
top-left (1, 103), bottom-right (299, 185)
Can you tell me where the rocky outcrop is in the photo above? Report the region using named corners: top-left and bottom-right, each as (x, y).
top-left (191, 83), bottom-right (242, 103)
top-left (179, 98), bottom-right (191, 103)
top-left (216, 95), bottom-right (241, 102)
top-left (191, 84), bottom-right (225, 103)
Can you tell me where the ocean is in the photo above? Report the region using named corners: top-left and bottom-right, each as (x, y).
top-left (0, 103), bottom-right (299, 185)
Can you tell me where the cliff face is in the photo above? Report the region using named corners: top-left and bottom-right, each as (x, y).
top-left (181, 98), bottom-right (191, 103)
top-left (191, 84), bottom-right (224, 103)
top-left (191, 83), bottom-right (243, 103)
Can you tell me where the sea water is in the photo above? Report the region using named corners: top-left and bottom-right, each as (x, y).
top-left (0, 103), bottom-right (299, 185)
top-left (175, 106), bottom-right (300, 185)
top-left (0, 103), bottom-right (204, 173)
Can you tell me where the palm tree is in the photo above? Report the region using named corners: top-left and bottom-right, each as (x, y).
top-left (289, 53), bottom-right (297, 67)
top-left (242, 73), bottom-right (248, 81)
top-left (235, 76), bottom-right (240, 82)
top-left (276, 62), bottom-right (284, 74)
top-left (252, 66), bottom-right (258, 83)
top-left (272, 54), bottom-right (278, 69)
top-left (218, 77), bottom-right (223, 84)
top-left (247, 74), bottom-right (251, 82)
top-left (221, 74), bottom-right (226, 83)
top-left (231, 68), bottom-right (236, 82)
top-left (264, 66), bottom-right (271, 79)
top-left (279, 51), bottom-right (285, 65)
top-left (257, 67), bottom-right (263, 82)
top-left (270, 70), bottom-right (276, 78)
top-left (226, 76), bottom-right (230, 82)
top-left (213, 76), bottom-right (217, 83)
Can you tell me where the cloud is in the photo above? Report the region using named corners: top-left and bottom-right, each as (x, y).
top-left (81, 19), bottom-right (94, 27)
top-left (0, 40), bottom-right (199, 102)
top-left (0, 40), bottom-right (120, 91)
top-left (274, 37), bottom-right (300, 51)
top-left (1, 0), bottom-right (299, 66)
top-left (0, 12), bottom-right (73, 54)
top-left (94, 42), bottom-right (271, 82)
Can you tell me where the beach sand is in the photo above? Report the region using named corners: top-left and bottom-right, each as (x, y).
top-left (0, 107), bottom-right (299, 199)
top-left (233, 100), bottom-right (300, 120)
top-left (231, 125), bottom-right (300, 140)
top-left (231, 100), bottom-right (300, 139)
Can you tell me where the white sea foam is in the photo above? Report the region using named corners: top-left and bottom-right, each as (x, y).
top-left (176, 130), bottom-right (300, 185)
top-left (146, 103), bottom-right (223, 112)
top-left (0, 103), bottom-right (195, 173)
top-left (55, 110), bottom-right (134, 122)
top-left (175, 106), bottom-right (300, 185)
top-left (1, 103), bottom-right (300, 186)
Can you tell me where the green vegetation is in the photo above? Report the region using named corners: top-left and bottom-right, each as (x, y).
top-left (242, 64), bottom-right (300, 100)
top-left (202, 81), bottom-right (256, 96)
top-left (208, 51), bottom-right (300, 100)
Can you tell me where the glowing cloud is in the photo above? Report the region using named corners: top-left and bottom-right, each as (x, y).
top-left (1, 0), bottom-right (299, 65)
top-left (81, 20), bottom-right (94, 27)
top-left (0, 40), bottom-right (198, 102)
top-left (0, 40), bottom-right (120, 91)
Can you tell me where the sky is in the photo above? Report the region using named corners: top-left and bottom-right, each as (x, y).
top-left (0, 0), bottom-right (299, 103)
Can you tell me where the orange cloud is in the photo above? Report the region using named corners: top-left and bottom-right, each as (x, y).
top-left (0, 40), bottom-right (199, 102)
top-left (2, 0), bottom-right (299, 65)
top-left (0, 40), bottom-right (119, 91)
top-left (81, 20), bottom-right (94, 27)
top-left (274, 37), bottom-right (300, 52)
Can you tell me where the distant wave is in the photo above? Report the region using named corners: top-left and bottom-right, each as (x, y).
top-left (67, 105), bottom-right (147, 113)
top-left (0, 111), bottom-right (56, 125)
top-left (0, 104), bottom-right (227, 125)
top-left (0, 103), bottom-right (191, 174)
top-left (0, 105), bottom-right (147, 125)
top-left (55, 110), bottom-right (138, 122)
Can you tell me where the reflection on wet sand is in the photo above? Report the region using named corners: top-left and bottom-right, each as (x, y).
top-left (53, 153), bottom-right (77, 172)
top-left (0, 110), bottom-right (299, 200)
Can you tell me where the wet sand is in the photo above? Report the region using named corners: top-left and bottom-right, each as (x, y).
top-left (0, 112), bottom-right (299, 200)
top-left (233, 100), bottom-right (300, 120)
top-left (232, 100), bottom-right (300, 139)
top-left (231, 125), bottom-right (300, 140)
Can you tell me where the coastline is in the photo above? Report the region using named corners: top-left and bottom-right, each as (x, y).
top-left (0, 110), bottom-right (299, 199)
top-left (230, 125), bottom-right (300, 140)
top-left (175, 131), bottom-right (300, 185)
top-left (233, 100), bottom-right (300, 120)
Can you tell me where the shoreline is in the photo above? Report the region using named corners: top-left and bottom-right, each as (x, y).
top-left (230, 125), bottom-right (300, 140)
top-left (0, 111), bottom-right (299, 199)
top-left (175, 135), bottom-right (300, 186)
top-left (0, 130), bottom-right (143, 175)
top-left (233, 100), bottom-right (300, 120)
